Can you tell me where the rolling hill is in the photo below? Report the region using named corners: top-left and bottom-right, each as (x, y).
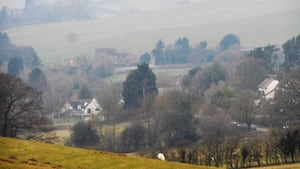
top-left (4, 0), bottom-right (300, 64)
top-left (0, 136), bottom-right (219, 169)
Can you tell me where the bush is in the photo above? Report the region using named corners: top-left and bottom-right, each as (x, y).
top-left (68, 122), bottom-right (99, 147)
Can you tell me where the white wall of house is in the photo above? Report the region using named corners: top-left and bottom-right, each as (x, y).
top-left (61, 102), bottom-right (73, 113)
top-left (83, 98), bottom-right (103, 115)
top-left (264, 80), bottom-right (279, 100)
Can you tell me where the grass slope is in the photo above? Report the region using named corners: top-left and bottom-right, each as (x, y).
top-left (4, 0), bottom-right (300, 64)
top-left (0, 137), bottom-right (218, 169)
top-left (249, 163), bottom-right (300, 169)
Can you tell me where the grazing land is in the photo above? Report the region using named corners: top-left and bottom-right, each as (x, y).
top-left (0, 136), bottom-right (221, 169)
top-left (249, 163), bottom-right (300, 169)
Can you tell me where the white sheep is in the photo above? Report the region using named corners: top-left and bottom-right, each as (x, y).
top-left (157, 153), bottom-right (165, 161)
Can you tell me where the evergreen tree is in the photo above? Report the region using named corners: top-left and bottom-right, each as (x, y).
top-left (0, 7), bottom-right (9, 25)
top-left (151, 40), bottom-right (165, 65)
top-left (0, 32), bottom-right (13, 66)
top-left (28, 67), bottom-right (48, 92)
top-left (200, 40), bottom-right (207, 49)
top-left (174, 37), bottom-right (190, 64)
top-left (8, 57), bottom-right (24, 76)
top-left (122, 63), bottom-right (158, 109)
top-left (282, 34), bottom-right (300, 70)
top-left (69, 122), bottom-right (99, 147)
top-left (0, 32), bottom-right (10, 45)
top-left (18, 46), bottom-right (41, 68)
top-left (248, 45), bottom-right (279, 72)
top-left (139, 53), bottom-right (151, 64)
top-left (79, 85), bottom-right (92, 99)
top-left (219, 33), bottom-right (240, 50)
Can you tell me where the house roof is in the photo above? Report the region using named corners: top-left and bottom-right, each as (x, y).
top-left (258, 77), bottom-right (276, 90)
top-left (68, 99), bottom-right (93, 110)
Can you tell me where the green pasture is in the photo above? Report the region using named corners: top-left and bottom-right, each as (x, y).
top-left (249, 163), bottom-right (300, 169)
top-left (0, 136), bottom-right (221, 169)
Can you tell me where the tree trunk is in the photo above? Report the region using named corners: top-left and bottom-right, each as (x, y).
top-left (291, 153), bottom-right (295, 163)
top-left (2, 112), bottom-right (9, 137)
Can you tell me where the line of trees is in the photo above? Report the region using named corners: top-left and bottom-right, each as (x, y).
top-left (156, 129), bottom-right (300, 168)
top-left (151, 34), bottom-right (240, 65)
top-left (0, 32), bottom-right (53, 139)
top-left (0, 0), bottom-right (91, 28)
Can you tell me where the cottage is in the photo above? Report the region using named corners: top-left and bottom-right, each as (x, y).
top-left (61, 98), bottom-right (104, 121)
top-left (258, 76), bottom-right (279, 100)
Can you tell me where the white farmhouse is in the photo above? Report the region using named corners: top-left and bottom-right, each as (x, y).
top-left (61, 98), bottom-right (104, 121)
top-left (258, 77), bottom-right (279, 100)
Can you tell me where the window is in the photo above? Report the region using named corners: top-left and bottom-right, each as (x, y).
top-left (95, 108), bottom-right (100, 111)
top-left (87, 108), bottom-right (91, 114)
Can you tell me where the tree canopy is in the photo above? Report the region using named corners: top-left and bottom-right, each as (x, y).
top-left (0, 73), bottom-right (44, 137)
top-left (173, 37), bottom-right (190, 64)
top-left (79, 85), bottom-right (92, 99)
top-left (151, 37), bottom-right (191, 65)
top-left (139, 52), bottom-right (151, 64)
top-left (236, 58), bottom-right (267, 90)
top-left (219, 33), bottom-right (240, 50)
top-left (8, 57), bottom-right (24, 76)
top-left (200, 40), bottom-right (207, 49)
top-left (156, 91), bottom-right (198, 147)
top-left (28, 67), bottom-right (48, 92)
top-left (0, 32), bottom-right (41, 68)
top-left (182, 63), bottom-right (227, 93)
top-left (282, 34), bottom-right (300, 70)
top-left (122, 63), bottom-right (158, 109)
top-left (273, 67), bottom-right (300, 124)
top-left (120, 123), bottom-right (147, 152)
top-left (69, 122), bottom-right (99, 147)
top-left (248, 45), bottom-right (279, 72)
top-left (151, 39), bottom-right (165, 65)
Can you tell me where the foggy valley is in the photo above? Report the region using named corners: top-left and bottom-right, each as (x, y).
top-left (0, 0), bottom-right (300, 169)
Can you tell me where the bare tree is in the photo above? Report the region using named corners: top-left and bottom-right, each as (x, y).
top-left (0, 73), bottom-right (43, 137)
top-left (232, 90), bottom-right (257, 130)
top-left (236, 58), bottom-right (267, 90)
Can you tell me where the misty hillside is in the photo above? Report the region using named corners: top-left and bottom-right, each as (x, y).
top-left (1, 0), bottom-right (190, 11)
top-left (5, 0), bottom-right (300, 64)
top-left (1, 0), bottom-right (300, 168)
top-left (1, 0), bottom-right (191, 18)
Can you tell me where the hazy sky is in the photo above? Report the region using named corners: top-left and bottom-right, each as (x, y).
top-left (0, 0), bottom-right (205, 10)
top-left (0, 0), bottom-right (25, 9)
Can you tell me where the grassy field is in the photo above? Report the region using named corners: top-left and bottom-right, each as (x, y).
top-left (249, 163), bottom-right (300, 169)
top-left (0, 136), bottom-right (221, 169)
top-left (4, 0), bottom-right (300, 65)
top-left (53, 120), bottom-right (131, 145)
top-left (53, 129), bottom-right (70, 145)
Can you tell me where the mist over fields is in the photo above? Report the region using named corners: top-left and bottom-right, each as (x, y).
top-left (2, 1), bottom-right (300, 168)
top-left (3, 0), bottom-right (300, 64)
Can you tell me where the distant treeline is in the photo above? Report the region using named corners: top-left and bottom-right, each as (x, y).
top-left (0, 0), bottom-right (91, 28)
